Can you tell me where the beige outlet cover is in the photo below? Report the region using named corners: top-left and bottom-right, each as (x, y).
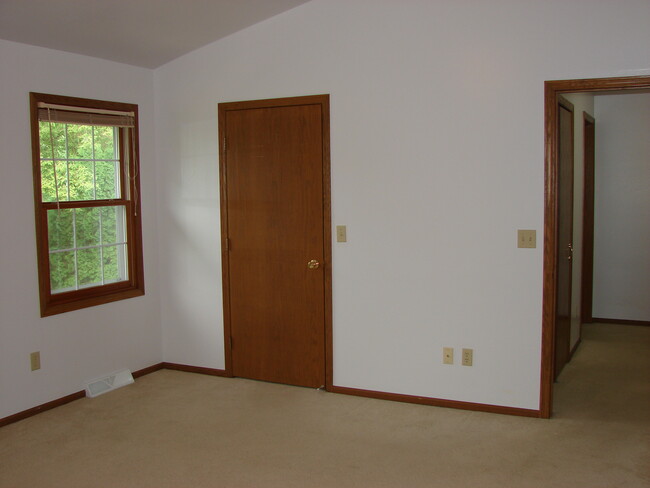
top-left (518, 229), bottom-right (536, 248)
top-left (443, 347), bottom-right (454, 365)
top-left (30, 351), bottom-right (41, 371)
top-left (336, 225), bottom-right (347, 242)
top-left (462, 348), bottom-right (473, 366)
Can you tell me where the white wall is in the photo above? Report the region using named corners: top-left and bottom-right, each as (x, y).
top-left (154, 0), bottom-right (650, 409)
top-left (0, 40), bottom-right (162, 419)
top-left (562, 93), bottom-right (594, 348)
top-left (4, 0), bottom-right (647, 419)
top-left (593, 93), bottom-right (650, 321)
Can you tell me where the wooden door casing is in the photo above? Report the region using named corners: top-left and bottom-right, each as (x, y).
top-left (541, 76), bottom-right (650, 418)
top-left (581, 113), bottom-right (596, 324)
top-left (554, 96), bottom-right (574, 380)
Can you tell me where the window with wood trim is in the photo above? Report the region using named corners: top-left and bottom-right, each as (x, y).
top-left (30, 93), bottom-right (144, 316)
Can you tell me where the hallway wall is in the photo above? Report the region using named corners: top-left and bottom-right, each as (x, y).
top-left (593, 92), bottom-right (650, 321)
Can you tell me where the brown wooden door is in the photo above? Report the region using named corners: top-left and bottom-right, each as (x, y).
top-left (219, 96), bottom-right (330, 388)
top-left (554, 96), bottom-right (574, 379)
top-left (581, 113), bottom-right (596, 324)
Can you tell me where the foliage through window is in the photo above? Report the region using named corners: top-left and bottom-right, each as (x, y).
top-left (30, 93), bottom-right (144, 316)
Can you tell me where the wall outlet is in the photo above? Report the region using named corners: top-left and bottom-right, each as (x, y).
top-left (462, 348), bottom-right (473, 366)
top-left (30, 351), bottom-right (41, 371)
top-left (443, 347), bottom-right (454, 365)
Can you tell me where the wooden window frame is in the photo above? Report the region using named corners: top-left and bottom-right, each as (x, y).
top-left (30, 93), bottom-right (145, 317)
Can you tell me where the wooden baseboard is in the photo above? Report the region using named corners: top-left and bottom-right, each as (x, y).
top-left (133, 362), bottom-right (165, 377)
top-left (329, 385), bottom-right (541, 418)
top-left (569, 338), bottom-right (582, 360)
top-left (2, 362), bottom-right (540, 427)
top-left (591, 317), bottom-right (650, 327)
top-left (0, 363), bottom-right (165, 428)
top-left (0, 390), bottom-right (86, 428)
top-left (162, 362), bottom-right (228, 376)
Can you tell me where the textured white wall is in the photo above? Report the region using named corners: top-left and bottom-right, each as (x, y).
top-left (593, 93), bottom-right (650, 321)
top-left (0, 40), bottom-right (162, 419)
top-left (562, 93), bottom-right (594, 348)
top-left (154, 0), bottom-right (649, 410)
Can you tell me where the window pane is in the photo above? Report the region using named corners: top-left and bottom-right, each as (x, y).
top-left (101, 206), bottom-right (126, 245)
top-left (75, 207), bottom-right (101, 247)
top-left (66, 124), bottom-right (93, 159)
top-left (40, 161), bottom-right (70, 203)
top-left (39, 123), bottom-right (121, 202)
top-left (50, 251), bottom-right (76, 293)
top-left (47, 209), bottom-right (74, 251)
top-left (55, 162), bottom-right (69, 201)
top-left (68, 161), bottom-right (95, 200)
top-left (93, 126), bottom-right (116, 160)
top-left (39, 122), bottom-right (65, 159)
top-left (102, 244), bottom-right (128, 283)
top-left (95, 160), bottom-right (119, 199)
top-left (77, 248), bottom-right (101, 287)
top-left (48, 206), bottom-right (128, 293)
top-left (40, 161), bottom-right (57, 202)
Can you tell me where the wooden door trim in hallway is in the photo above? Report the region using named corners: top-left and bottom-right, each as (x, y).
top-left (580, 112), bottom-right (596, 326)
top-left (554, 94), bottom-right (575, 381)
top-left (541, 75), bottom-right (650, 418)
top-left (218, 94), bottom-right (333, 389)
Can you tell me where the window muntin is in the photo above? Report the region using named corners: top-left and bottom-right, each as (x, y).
top-left (31, 93), bottom-right (144, 316)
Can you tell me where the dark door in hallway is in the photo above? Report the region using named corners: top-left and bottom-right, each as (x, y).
top-left (219, 96), bottom-right (330, 388)
top-left (580, 114), bottom-right (596, 324)
top-left (555, 96), bottom-right (574, 379)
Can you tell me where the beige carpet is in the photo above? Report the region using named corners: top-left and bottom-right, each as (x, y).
top-left (1, 323), bottom-right (648, 487)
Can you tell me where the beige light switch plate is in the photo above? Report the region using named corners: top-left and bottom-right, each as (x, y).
top-left (30, 351), bottom-right (41, 371)
top-left (462, 348), bottom-right (473, 366)
top-left (336, 225), bottom-right (347, 242)
top-left (518, 230), bottom-right (536, 248)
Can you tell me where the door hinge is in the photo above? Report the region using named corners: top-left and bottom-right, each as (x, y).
top-left (225, 237), bottom-right (231, 251)
top-left (223, 137), bottom-right (227, 153)
top-left (229, 336), bottom-right (233, 349)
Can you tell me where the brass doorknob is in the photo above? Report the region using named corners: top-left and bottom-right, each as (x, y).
top-left (307, 259), bottom-right (320, 270)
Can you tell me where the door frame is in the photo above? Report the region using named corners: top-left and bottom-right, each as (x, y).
top-left (218, 94), bottom-right (333, 389)
top-left (540, 75), bottom-right (650, 418)
top-left (580, 112), bottom-right (596, 325)
top-left (553, 94), bottom-right (575, 380)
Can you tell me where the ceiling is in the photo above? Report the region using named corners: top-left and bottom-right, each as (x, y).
top-left (0, 0), bottom-right (311, 68)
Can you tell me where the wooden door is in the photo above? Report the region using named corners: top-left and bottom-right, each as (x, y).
top-left (581, 113), bottom-right (596, 324)
top-left (554, 96), bottom-right (574, 379)
top-left (219, 96), bottom-right (331, 388)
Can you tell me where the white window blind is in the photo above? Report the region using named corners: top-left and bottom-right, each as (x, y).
top-left (37, 102), bottom-right (135, 127)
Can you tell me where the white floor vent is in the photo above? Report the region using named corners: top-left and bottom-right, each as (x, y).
top-left (84, 369), bottom-right (134, 398)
